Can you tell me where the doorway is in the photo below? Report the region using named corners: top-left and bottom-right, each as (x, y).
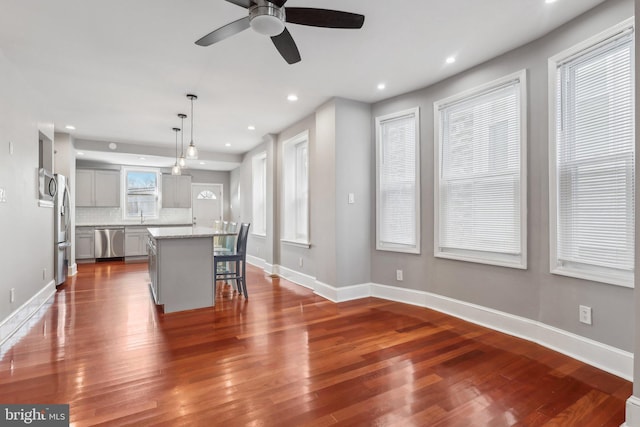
top-left (191, 183), bottom-right (223, 227)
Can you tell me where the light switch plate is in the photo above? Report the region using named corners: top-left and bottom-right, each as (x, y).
top-left (0, 188), bottom-right (6, 203)
top-left (9, 142), bottom-right (14, 155)
top-left (348, 193), bottom-right (355, 204)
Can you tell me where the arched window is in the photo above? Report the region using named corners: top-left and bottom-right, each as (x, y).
top-left (197, 190), bottom-right (217, 200)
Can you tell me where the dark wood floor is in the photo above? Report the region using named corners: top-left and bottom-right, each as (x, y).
top-left (0, 262), bottom-right (631, 426)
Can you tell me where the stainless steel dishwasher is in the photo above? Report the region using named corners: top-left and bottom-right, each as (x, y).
top-left (94, 227), bottom-right (125, 259)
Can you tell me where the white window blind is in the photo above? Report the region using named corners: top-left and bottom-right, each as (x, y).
top-left (282, 131), bottom-right (309, 245)
top-left (252, 153), bottom-right (267, 236)
top-left (435, 71), bottom-right (526, 268)
top-left (375, 107), bottom-right (420, 254)
top-left (551, 22), bottom-right (634, 286)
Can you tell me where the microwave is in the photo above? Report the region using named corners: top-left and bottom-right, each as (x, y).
top-left (38, 168), bottom-right (57, 202)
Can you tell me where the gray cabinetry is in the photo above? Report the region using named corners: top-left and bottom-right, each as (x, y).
top-left (125, 227), bottom-right (149, 257)
top-left (76, 227), bottom-right (95, 259)
top-left (162, 175), bottom-right (192, 208)
top-left (76, 169), bottom-right (120, 207)
top-left (76, 169), bottom-right (94, 207)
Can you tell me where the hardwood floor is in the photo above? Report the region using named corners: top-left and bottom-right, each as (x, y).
top-left (0, 261), bottom-right (631, 426)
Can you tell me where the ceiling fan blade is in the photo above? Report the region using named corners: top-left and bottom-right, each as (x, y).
top-left (285, 8), bottom-right (365, 29)
top-left (195, 16), bottom-right (251, 47)
top-left (271, 28), bottom-right (301, 64)
top-left (225, 0), bottom-right (251, 8)
top-left (269, 0), bottom-right (288, 7)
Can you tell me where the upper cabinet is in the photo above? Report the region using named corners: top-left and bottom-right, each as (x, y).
top-left (76, 169), bottom-right (120, 207)
top-left (162, 174), bottom-right (192, 208)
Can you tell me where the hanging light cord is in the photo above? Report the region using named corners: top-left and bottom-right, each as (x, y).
top-left (190, 97), bottom-right (195, 144)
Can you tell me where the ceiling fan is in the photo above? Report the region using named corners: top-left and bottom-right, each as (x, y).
top-left (195, 0), bottom-right (365, 64)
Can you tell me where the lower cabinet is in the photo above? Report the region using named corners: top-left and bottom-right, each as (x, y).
top-left (76, 227), bottom-right (95, 259)
top-left (125, 227), bottom-right (149, 257)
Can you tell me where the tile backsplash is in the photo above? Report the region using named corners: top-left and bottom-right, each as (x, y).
top-left (76, 207), bottom-right (192, 226)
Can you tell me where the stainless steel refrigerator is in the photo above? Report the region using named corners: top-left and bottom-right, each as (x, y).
top-left (54, 174), bottom-right (71, 286)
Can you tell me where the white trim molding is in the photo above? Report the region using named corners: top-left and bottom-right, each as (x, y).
top-left (623, 396), bottom-right (640, 427)
top-left (246, 256), bottom-right (279, 278)
top-left (0, 280), bottom-right (56, 347)
top-left (301, 279), bottom-right (632, 380)
top-left (69, 262), bottom-right (78, 276)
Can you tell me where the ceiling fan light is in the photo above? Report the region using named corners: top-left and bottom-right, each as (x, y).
top-left (250, 15), bottom-right (285, 36)
top-left (186, 143), bottom-right (198, 160)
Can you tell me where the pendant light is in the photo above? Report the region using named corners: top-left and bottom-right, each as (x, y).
top-left (186, 94), bottom-right (199, 160)
top-left (171, 127), bottom-right (182, 176)
top-left (178, 113), bottom-right (187, 168)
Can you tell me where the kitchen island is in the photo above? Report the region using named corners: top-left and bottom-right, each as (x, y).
top-left (147, 226), bottom-right (233, 313)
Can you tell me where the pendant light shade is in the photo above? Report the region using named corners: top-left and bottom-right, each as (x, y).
top-left (178, 113), bottom-right (187, 168)
top-left (186, 94), bottom-right (199, 160)
top-left (171, 127), bottom-right (182, 176)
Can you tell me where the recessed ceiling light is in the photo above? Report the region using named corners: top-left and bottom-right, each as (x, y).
top-left (287, 94), bottom-right (298, 102)
top-left (446, 56), bottom-right (456, 64)
top-left (108, 142), bottom-right (117, 150)
top-left (65, 125), bottom-right (76, 130)
top-left (377, 83), bottom-right (386, 90)
top-left (77, 152), bottom-right (85, 156)
top-left (248, 125), bottom-right (256, 131)
top-left (199, 161), bottom-right (206, 165)
top-left (545, 0), bottom-right (557, 3)
top-left (139, 157), bottom-right (146, 160)
top-left (225, 143), bottom-right (231, 147)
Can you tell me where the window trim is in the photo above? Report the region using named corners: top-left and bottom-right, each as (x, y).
top-left (252, 151), bottom-right (267, 237)
top-left (548, 18), bottom-right (635, 288)
top-left (433, 69), bottom-right (528, 269)
top-left (281, 130), bottom-right (310, 246)
top-left (375, 107), bottom-right (421, 254)
top-left (121, 167), bottom-right (161, 220)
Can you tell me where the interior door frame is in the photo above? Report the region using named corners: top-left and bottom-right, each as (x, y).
top-left (191, 183), bottom-right (224, 225)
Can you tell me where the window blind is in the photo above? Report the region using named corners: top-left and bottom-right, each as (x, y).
top-left (377, 109), bottom-right (419, 252)
top-left (555, 31), bottom-right (634, 278)
top-left (252, 154), bottom-right (267, 236)
top-left (437, 77), bottom-right (523, 264)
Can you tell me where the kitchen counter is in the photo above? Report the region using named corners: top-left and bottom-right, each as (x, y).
top-left (147, 227), bottom-right (236, 314)
top-left (147, 226), bottom-right (235, 240)
top-left (76, 223), bottom-right (192, 228)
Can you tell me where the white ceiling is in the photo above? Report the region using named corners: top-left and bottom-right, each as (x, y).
top-left (1, 0), bottom-right (605, 169)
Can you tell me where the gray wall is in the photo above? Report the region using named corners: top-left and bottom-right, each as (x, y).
top-left (0, 48), bottom-right (56, 322)
top-left (370, 0), bottom-right (634, 351)
top-left (277, 114), bottom-right (318, 278)
top-left (230, 135), bottom-right (277, 266)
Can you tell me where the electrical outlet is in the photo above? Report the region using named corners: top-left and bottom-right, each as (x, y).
top-left (579, 305), bottom-right (592, 325)
top-left (10, 288), bottom-right (15, 303)
top-left (0, 188), bottom-right (6, 203)
top-left (299, 257), bottom-right (303, 267)
top-left (396, 269), bottom-right (403, 281)
top-left (348, 193), bottom-right (355, 204)
top-left (9, 141), bottom-right (13, 155)
top-left (42, 268), bottom-right (46, 280)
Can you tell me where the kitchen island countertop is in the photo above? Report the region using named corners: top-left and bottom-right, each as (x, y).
top-left (147, 226), bottom-right (234, 240)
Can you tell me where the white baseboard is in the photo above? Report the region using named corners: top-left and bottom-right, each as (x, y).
top-left (623, 396), bottom-right (640, 427)
top-left (315, 281), bottom-right (372, 303)
top-left (276, 265), bottom-right (315, 289)
top-left (302, 279), bottom-right (632, 381)
top-left (246, 255), bottom-right (277, 277)
top-left (0, 280), bottom-right (56, 348)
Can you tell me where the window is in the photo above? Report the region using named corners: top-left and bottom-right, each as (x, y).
top-left (282, 131), bottom-right (309, 246)
top-left (252, 152), bottom-right (267, 236)
top-left (123, 168), bottom-right (160, 219)
top-left (375, 107), bottom-right (420, 253)
top-left (197, 190), bottom-right (217, 200)
top-left (549, 19), bottom-right (634, 287)
top-left (434, 70), bottom-right (527, 268)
